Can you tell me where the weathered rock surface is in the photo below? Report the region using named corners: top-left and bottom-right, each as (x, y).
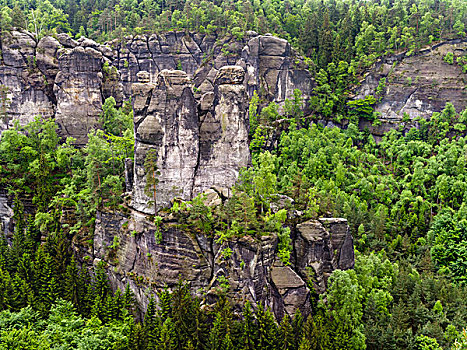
top-left (93, 209), bottom-right (354, 319)
top-left (0, 29), bottom-right (355, 319)
top-left (54, 47), bottom-right (104, 145)
top-left (193, 66), bottom-right (250, 195)
top-left (132, 66), bottom-right (250, 212)
top-left (132, 69), bottom-right (199, 212)
top-left (355, 38), bottom-right (467, 137)
top-left (294, 218), bottom-right (355, 294)
top-left (0, 31), bottom-right (55, 130)
top-left (0, 30), bottom-right (313, 144)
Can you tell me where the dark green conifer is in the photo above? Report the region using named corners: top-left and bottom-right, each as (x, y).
top-left (241, 302), bottom-right (257, 350)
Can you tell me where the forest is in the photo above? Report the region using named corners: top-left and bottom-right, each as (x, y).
top-left (0, 0), bottom-right (467, 349)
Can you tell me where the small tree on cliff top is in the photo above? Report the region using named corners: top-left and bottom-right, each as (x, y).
top-left (144, 149), bottom-right (160, 215)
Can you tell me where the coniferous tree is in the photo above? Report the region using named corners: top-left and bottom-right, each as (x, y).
top-left (210, 298), bottom-right (235, 350)
top-left (256, 305), bottom-right (279, 350)
top-left (145, 297), bottom-right (159, 349)
top-left (279, 314), bottom-right (295, 350)
top-left (242, 302), bottom-right (257, 350)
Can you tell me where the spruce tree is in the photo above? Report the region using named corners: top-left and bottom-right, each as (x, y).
top-left (64, 256), bottom-right (81, 308)
top-left (158, 317), bottom-right (177, 350)
top-left (145, 297), bottom-right (160, 349)
top-left (190, 298), bottom-right (209, 350)
top-left (171, 280), bottom-right (195, 348)
top-left (256, 305), bottom-right (279, 350)
top-left (241, 302), bottom-right (257, 350)
top-left (279, 314), bottom-right (295, 350)
top-left (292, 309), bottom-right (304, 350)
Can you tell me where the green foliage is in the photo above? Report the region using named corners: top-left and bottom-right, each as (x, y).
top-left (430, 207), bottom-right (467, 283)
top-left (444, 52), bottom-right (455, 65)
top-left (248, 90), bottom-right (260, 138)
top-left (347, 95), bottom-right (377, 120)
top-left (101, 97), bottom-right (133, 137)
top-left (0, 100), bottom-right (133, 240)
top-left (154, 215), bottom-right (163, 244)
top-left (453, 329), bottom-right (467, 350)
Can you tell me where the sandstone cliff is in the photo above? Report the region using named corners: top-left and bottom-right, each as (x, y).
top-left (355, 38), bottom-right (467, 137)
top-left (0, 29), bottom-right (352, 319)
top-left (93, 209), bottom-right (354, 319)
top-left (0, 30), bottom-right (313, 145)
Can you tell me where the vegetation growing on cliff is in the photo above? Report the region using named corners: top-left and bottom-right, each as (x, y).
top-left (1, 98), bottom-right (467, 349)
top-left (1, 0), bottom-right (466, 70)
top-left (1, 0), bottom-right (467, 348)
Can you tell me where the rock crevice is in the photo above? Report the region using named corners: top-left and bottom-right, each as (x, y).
top-left (93, 210), bottom-right (354, 320)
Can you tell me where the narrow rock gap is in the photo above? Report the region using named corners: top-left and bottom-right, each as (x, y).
top-left (145, 35), bottom-right (160, 73)
top-left (134, 86), bottom-right (154, 130)
top-left (182, 35), bottom-right (201, 66)
top-left (190, 105), bottom-right (202, 199)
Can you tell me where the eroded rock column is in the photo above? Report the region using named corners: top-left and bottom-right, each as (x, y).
top-left (132, 70), bottom-right (199, 213)
top-left (53, 46), bottom-right (104, 145)
top-left (193, 65), bottom-right (250, 194)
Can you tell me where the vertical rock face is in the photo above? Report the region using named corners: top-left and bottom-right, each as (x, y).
top-left (0, 30), bottom-right (313, 144)
top-left (132, 66), bottom-right (250, 213)
top-left (0, 30), bottom-right (356, 320)
top-left (132, 69), bottom-right (199, 212)
top-left (241, 34), bottom-right (314, 104)
top-left (294, 218), bottom-right (355, 294)
top-left (93, 211), bottom-right (354, 320)
top-left (0, 31), bottom-right (56, 131)
top-left (191, 33), bottom-right (315, 106)
top-left (193, 66), bottom-right (250, 194)
top-left (54, 47), bottom-right (104, 145)
top-left (355, 39), bottom-right (467, 137)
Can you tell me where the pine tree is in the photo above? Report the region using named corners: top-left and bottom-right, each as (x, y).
top-left (241, 302), bottom-right (257, 350)
top-left (279, 314), bottom-right (295, 350)
top-left (256, 305), bottom-right (279, 350)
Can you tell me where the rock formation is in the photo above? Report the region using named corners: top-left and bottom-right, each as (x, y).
top-left (0, 30), bottom-right (313, 144)
top-left (93, 209), bottom-right (354, 319)
top-left (132, 69), bottom-right (200, 212)
top-left (132, 65), bottom-right (250, 213)
top-left (355, 38), bottom-right (467, 137)
top-left (0, 29), bottom-right (353, 319)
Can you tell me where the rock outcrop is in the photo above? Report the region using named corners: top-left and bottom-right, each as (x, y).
top-left (0, 30), bottom-right (313, 144)
top-left (132, 69), bottom-right (200, 212)
top-left (0, 29), bottom-right (353, 319)
top-left (0, 31), bottom-right (56, 129)
top-left (355, 39), bottom-right (467, 137)
top-left (93, 209), bottom-right (354, 319)
top-left (54, 46), bottom-right (105, 145)
top-left (132, 65), bottom-right (250, 213)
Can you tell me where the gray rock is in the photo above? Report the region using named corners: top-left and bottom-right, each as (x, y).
top-left (93, 209), bottom-right (354, 319)
top-left (193, 65), bottom-right (250, 195)
top-left (132, 70), bottom-right (199, 213)
top-left (53, 46), bottom-right (104, 144)
top-left (294, 218), bottom-right (354, 294)
top-left (354, 39), bottom-right (467, 136)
